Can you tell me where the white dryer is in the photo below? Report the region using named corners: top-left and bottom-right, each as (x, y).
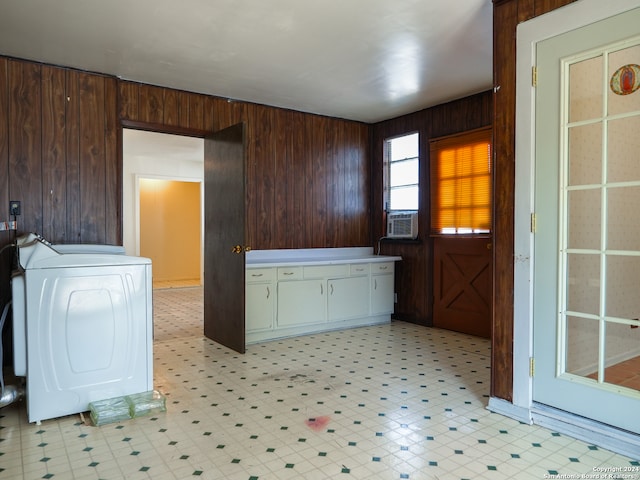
top-left (12, 234), bottom-right (153, 424)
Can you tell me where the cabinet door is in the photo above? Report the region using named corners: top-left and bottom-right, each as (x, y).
top-left (371, 273), bottom-right (395, 314)
top-left (277, 280), bottom-right (326, 327)
top-left (246, 283), bottom-right (274, 332)
top-left (328, 276), bottom-right (370, 321)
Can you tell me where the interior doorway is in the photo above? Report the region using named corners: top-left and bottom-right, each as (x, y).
top-left (122, 129), bottom-right (204, 287)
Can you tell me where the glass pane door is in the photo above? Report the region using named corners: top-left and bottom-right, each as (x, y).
top-left (562, 44), bottom-right (640, 394)
top-left (532, 7), bottom-right (640, 435)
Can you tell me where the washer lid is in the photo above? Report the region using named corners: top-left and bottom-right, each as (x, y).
top-left (17, 234), bottom-right (150, 269)
top-left (53, 244), bottom-right (126, 255)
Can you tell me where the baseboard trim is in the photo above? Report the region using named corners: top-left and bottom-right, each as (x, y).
top-left (487, 397), bottom-right (533, 425)
top-left (487, 398), bottom-right (640, 459)
top-left (531, 403), bottom-right (640, 460)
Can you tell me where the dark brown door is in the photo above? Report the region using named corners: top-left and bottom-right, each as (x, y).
top-left (203, 123), bottom-right (246, 353)
top-left (433, 236), bottom-right (492, 338)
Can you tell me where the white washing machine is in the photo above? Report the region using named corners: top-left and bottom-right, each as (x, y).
top-left (12, 234), bottom-right (153, 424)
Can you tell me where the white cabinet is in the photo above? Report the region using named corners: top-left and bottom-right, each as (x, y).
top-left (246, 283), bottom-right (274, 331)
top-left (245, 253), bottom-right (399, 344)
top-left (328, 276), bottom-right (370, 321)
top-left (277, 279), bottom-right (326, 326)
top-left (246, 268), bottom-right (275, 332)
top-left (328, 263), bottom-right (370, 321)
top-left (276, 266), bottom-right (327, 327)
top-left (371, 262), bottom-right (395, 315)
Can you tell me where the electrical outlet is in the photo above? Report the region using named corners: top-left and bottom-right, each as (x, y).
top-left (9, 200), bottom-right (21, 216)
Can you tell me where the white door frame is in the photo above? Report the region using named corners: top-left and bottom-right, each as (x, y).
top-left (487, 0), bottom-right (640, 457)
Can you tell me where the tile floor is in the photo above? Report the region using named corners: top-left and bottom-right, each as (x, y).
top-left (1, 287), bottom-right (638, 480)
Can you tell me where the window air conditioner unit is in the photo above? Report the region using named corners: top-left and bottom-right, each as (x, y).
top-left (386, 211), bottom-right (418, 239)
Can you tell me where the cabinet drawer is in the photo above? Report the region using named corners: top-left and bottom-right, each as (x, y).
top-left (349, 263), bottom-right (370, 276)
top-left (278, 266), bottom-right (303, 280)
top-left (371, 262), bottom-right (394, 274)
top-left (304, 264), bottom-right (348, 279)
top-left (246, 268), bottom-right (275, 283)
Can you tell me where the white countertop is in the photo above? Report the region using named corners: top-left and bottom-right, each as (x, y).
top-left (246, 247), bottom-right (401, 268)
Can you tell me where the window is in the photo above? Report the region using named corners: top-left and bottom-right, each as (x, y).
top-left (429, 127), bottom-right (492, 235)
top-left (384, 132), bottom-right (419, 211)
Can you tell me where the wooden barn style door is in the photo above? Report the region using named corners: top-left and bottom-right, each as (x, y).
top-left (430, 127), bottom-right (493, 338)
top-left (433, 237), bottom-right (492, 338)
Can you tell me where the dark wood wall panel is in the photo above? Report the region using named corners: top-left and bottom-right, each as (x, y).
top-left (309, 115), bottom-right (326, 247)
top-left (162, 88), bottom-right (180, 127)
top-left (346, 122), bottom-right (369, 246)
top-left (104, 76), bottom-right (120, 244)
top-left (0, 58), bottom-right (8, 248)
top-left (286, 110), bottom-right (307, 248)
top-left (272, 108), bottom-right (288, 248)
top-left (118, 81), bottom-right (138, 120)
top-left (70, 72), bottom-right (119, 245)
top-left (491, 0), bottom-right (577, 401)
top-left (79, 73), bottom-right (106, 243)
top-left (370, 92), bottom-right (493, 326)
top-left (41, 65), bottom-right (67, 242)
top-left (0, 58), bottom-right (9, 362)
top-left (492, 0), bottom-right (519, 406)
top-left (139, 84), bottom-right (164, 125)
top-left (327, 120), bottom-right (342, 247)
top-left (188, 93), bottom-right (206, 131)
top-left (9, 60), bottom-right (43, 236)
top-left (65, 70), bottom-right (81, 243)
top-left (249, 104), bottom-right (277, 249)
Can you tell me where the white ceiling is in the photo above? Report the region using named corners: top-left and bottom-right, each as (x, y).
top-left (0, 0), bottom-right (493, 124)
top-left (123, 129), bottom-right (204, 163)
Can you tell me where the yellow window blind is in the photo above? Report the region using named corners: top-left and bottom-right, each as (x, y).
top-left (429, 127), bottom-right (492, 235)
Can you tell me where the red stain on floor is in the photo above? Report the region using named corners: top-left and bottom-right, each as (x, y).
top-left (305, 416), bottom-right (330, 431)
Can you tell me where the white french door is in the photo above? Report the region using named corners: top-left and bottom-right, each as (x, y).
top-left (533, 7), bottom-right (640, 434)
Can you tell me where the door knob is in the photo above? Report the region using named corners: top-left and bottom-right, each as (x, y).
top-left (231, 245), bottom-right (251, 254)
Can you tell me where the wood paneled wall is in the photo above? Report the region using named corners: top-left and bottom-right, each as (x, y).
top-left (370, 92), bottom-right (493, 326)
top-left (491, 0), bottom-right (577, 401)
top-left (0, 58), bottom-right (119, 246)
top-left (118, 81), bottom-right (370, 250)
top-left (0, 58), bottom-right (370, 259)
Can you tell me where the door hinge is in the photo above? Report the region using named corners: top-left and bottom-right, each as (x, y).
top-left (531, 213), bottom-right (537, 233)
top-left (532, 66), bottom-right (538, 87)
top-left (529, 357), bottom-right (535, 377)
